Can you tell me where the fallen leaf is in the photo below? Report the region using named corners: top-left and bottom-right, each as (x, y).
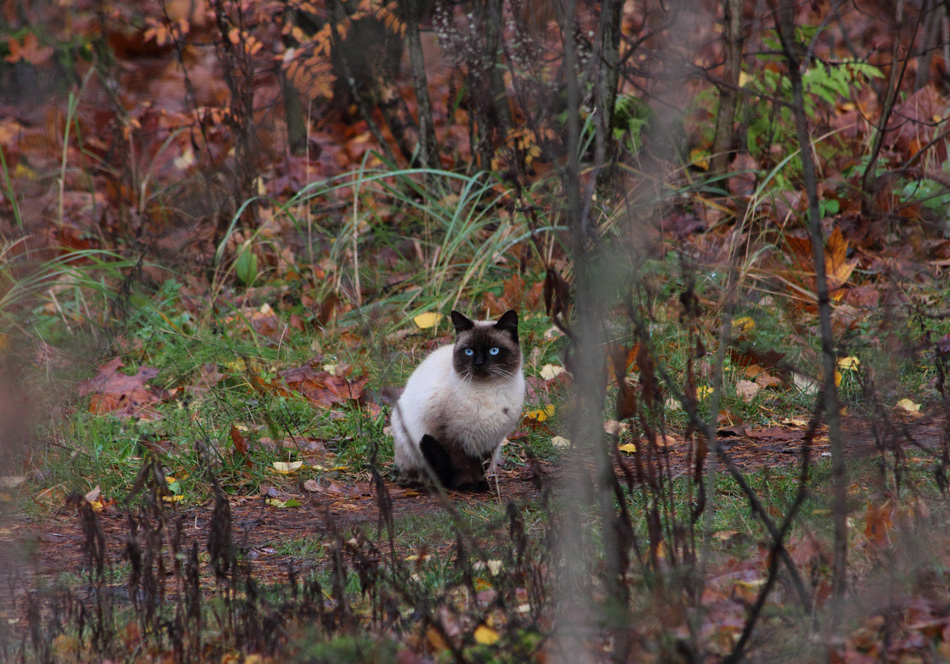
top-left (539, 364), bottom-right (566, 380)
top-left (894, 398), bottom-right (921, 416)
top-left (736, 379), bottom-right (760, 403)
top-left (525, 404), bottom-right (555, 422)
top-left (473, 560), bottom-right (504, 575)
top-left (837, 356), bottom-right (860, 371)
top-left (697, 386), bottom-right (713, 400)
top-left (266, 497), bottom-right (301, 508)
top-left (5, 33), bottom-right (54, 66)
top-left (743, 364), bottom-right (765, 379)
top-left (618, 442), bottom-right (637, 454)
top-left (689, 148), bottom-right (709, 170)
top-left (551, 435), bottom-right (571, 448)
top-left (604, 419), bottom-right (624, 435)
top-left (78, 358), bottom-right (168, 419)
top-left (272, 461), bottom-right (303, 474)
top-left (0, 476), bottom-right (25, 489)
top-left (473, 624), bottom-right (500, 646)
top-left (732, 317), bottom-right (756, 334)
top-left (413, 312), bottom-right (442, 329)
top-left (779, 417), bottom-right (810, 428)
top-left (864, 499), bottom-right (892, 543)
top-left (755, 373), bottom-right (783, 389)
top-left (278, 363), bottom-right (369, 407)
top-left (793, 372), bottom-right (818, 395)
top-left (230, 425), bottom-right (251, 467)
top-left (646, 434), bottom-right (678, 448)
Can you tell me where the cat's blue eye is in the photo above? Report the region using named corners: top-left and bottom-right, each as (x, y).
top-left (464, 348), bottom-right (474, 356)
top-left (489, 347), bottom-right (500, 356)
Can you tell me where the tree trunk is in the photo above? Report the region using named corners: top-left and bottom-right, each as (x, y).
top-left (711, 0), bottom-right (743, 175)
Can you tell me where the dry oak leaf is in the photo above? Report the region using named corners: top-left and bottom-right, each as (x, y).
top-left (783, 227), bottom-right (857, 302)
top-left (736, 379), bottom-right (761, 403)
top-left (78, 357), bottom-right (168, 419)
top-left (278, 362), bottom-right (369, 407)
top-left (754, 372), bottom-right (783, 389)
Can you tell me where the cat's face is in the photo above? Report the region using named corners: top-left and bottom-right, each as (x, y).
top-left (450, 310), bottom-right (521, 381)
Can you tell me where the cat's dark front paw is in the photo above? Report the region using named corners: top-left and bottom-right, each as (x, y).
top-left (420, 434), bottom-right (455, 488)
top-left (452, 479), bottom-right (490, 493)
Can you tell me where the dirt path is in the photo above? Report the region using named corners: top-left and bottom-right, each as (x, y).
top-left (2, 413), bottom-right (944, 604)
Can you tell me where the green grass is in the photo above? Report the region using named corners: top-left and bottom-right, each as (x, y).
top-left (6, 150), bottom-right (950, 664)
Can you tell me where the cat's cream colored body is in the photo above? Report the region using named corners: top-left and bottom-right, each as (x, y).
top-left (392, 343), bottom-right (525, 476)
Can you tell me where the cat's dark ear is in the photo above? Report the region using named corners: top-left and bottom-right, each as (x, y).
top-left (451, 311), bottom-right (475, 333)
top-left (495, 310), bottom-right (519, 343)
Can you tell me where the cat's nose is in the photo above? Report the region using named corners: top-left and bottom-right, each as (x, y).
top-left (473, 351), bottom-right (485, 366)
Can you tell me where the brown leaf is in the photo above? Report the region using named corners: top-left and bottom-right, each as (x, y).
top-left (735, 379), bottom-right (761, 403)
top-left (611, 344), bottom-right (638, 420)
top-left (278, 362), bottom-right (369, 407)
top-left (230, 425), bottom-right (252, 468)
top-left (864, 500), bottom-right (892, 544)
top-left (754, 372), bottom-right (783, 389)
top-left (825, 227), bottom-right (857, 296)
top-left (5, 33), bottom-right (54, 66)
top-left (78, 358), bottom-right (167, 419)
top-left (483, 272), bottom-right (542, 316)
top-left (543, 267), bottom-right (571, 325)
top-left (188, 363), bottom-right (225, 394)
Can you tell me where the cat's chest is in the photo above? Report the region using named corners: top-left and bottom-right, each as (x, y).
top-left (448, 379), bottom-right (521, 416)
top-left (429, 375), bottom-right (524, 435)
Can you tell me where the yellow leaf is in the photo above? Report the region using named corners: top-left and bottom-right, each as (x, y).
top-left (618, 442), bottom-right (637, 454)
top-left (551, 435), bottom-right (571, 448)
top-left (539, 364), bottom-right (566, 380)
top-left (834, 369), bottom-right (842, 387)
top-left (474, 624), bottom-right (500, 645)
top-left (713, 529), bottom-right (739, 541)
top-left (689, 148), bottom-right (709, 171)
top-left (272, 461), bottom-right (303, 474)
top-left (738, 71), bottom-right (754, 87)
top-left (837, 356), bottom-right (860, 371)
top-left (162, 495), bottom-right (184, 503)
top-left (732, 317), bottom-right (756, 333)
top-left (894, 398), bottom-right (921, 414)
top-left (780, 417), bottom-right (809, 428)
top-left (413, 312), bottom-right (442, 329)
top-left (526, 404), bottom-right (555, 422)
top-left (697, 386), bottom-right (713, 400)
top-left (473, 577), bottom-right (492, 592)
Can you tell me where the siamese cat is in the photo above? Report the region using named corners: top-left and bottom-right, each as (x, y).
top-left (392, 310), bottom-right (525, 491)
